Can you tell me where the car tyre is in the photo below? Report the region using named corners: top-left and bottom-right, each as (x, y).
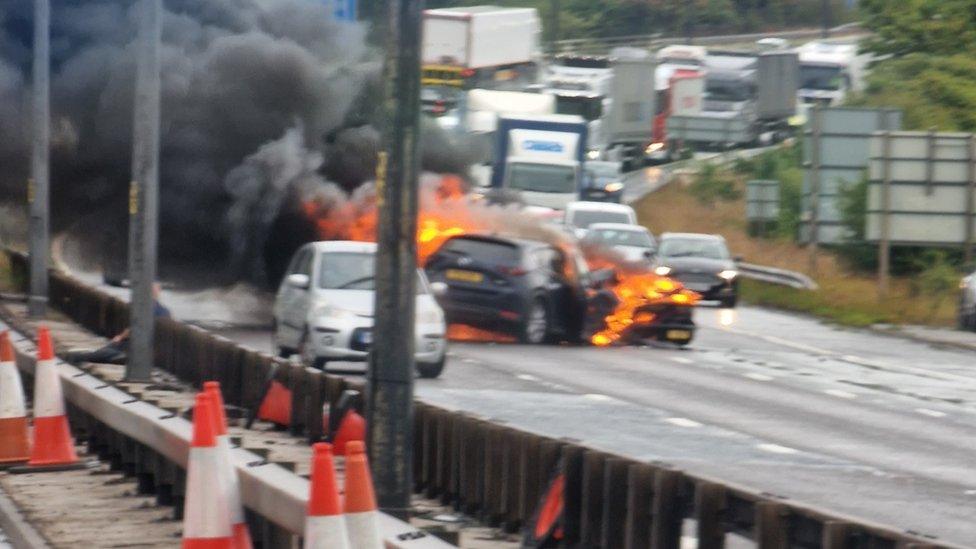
top-left (519, 299), bottom-right (550, 344)
top-left (417, 356), bottom-right (446, 379)
top-left (298, 329), bottom-right (327, 370)
top-left (720, 295), bottom-right (738, 308)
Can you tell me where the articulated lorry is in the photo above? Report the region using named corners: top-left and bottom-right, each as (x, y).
top-left (666, 50), bottom-right (799, 149)
top-left (488, 115), bottom-right (589, 210)
top-left (796, 41), bottom-right (861, 108)
top-left (421, 6), bottom-right (540, 92)
top-left (543, 50), bottom-right (656, 170)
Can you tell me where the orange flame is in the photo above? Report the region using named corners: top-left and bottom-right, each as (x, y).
top-left (590, 273), bottom-right (699, 346)
top-left (446, 324), bottom-right (517, 343)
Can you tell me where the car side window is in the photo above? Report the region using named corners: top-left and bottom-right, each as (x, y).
top-left (297, 251), bottom-right (313, 277)
top-left (287, 250), bottom-right (306, 275)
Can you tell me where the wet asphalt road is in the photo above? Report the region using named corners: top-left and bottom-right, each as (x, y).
top-left (216, 305), bottom-right (976, 546)
top-left (61, 160), bottom-right (976, 545)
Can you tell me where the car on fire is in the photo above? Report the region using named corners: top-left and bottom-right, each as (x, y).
top-left (424, 234), bottom-right (591, 344)
top-left (273, 241), bottom-right (448, 378)
top-left (653, 232), bottom-right (739, 308)
top-left (425, 233), bottom-right (698, 346)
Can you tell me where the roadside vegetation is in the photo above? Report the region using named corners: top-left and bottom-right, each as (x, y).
top-left (635, 144), bottom-right (962, 328)
top-left (360, 0), bottom-right (856, 43)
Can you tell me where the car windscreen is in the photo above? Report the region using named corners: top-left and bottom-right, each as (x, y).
top-left (508, 163), bottom-right (577, 194)
top-left (658, 238), bottom-right (730, 260)
top-left (319, 252), bottom-right (426, 292)
top-left (706, 78), bottom-right (754, 102)
top-left (569, 210), bottom-right (632, 228)
top-left (590, 228), bottom-right (655, 248)
top-left (800, 64), bottom-right (843, 91)
top-left (440, 238), bottom-right (521, 266)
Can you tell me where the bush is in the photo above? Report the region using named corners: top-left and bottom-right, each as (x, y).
top-left (689, 163), bottom-right (741, 206)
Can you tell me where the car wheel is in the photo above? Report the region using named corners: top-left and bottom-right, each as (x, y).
top-left (720, 295), bottom-right (738, 308)
top-left (297, 330), bottom-right (326, 369)
top-left (519, 299), bottom-right (550, 344)
top-left (417, 356), bottom-right (446, 379)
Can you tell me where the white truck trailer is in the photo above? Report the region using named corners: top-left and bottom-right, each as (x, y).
top-left (421, 6), bottom-right (541, 91)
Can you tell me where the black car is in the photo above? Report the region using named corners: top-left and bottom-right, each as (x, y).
top-left (579, 161), bottom-right (625, 203)
top-left (654, 233), bottom-right (739, 308)
top-left (424, 234), bottom-right (591, 344)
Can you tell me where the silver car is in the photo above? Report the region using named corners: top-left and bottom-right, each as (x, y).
top-left (273, 241), bottom-right (448, 378)
top-left (959, 271), bottom-right (976, 331)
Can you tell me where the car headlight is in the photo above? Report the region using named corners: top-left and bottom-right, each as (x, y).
top-left (718, 270), bottom-right (738, 281)
top-left (603, 182), bottom-right (624, 193)
top-left (313, 303), bottom-right (356, 320)
top-left (586, 150), bottom-right (601, 160)
top-left (417, 308), bottom-right (444, 324)
top-left (645, 142), bottom-right (664, 154)
top-left (654, 266), bottom-right (672, 276)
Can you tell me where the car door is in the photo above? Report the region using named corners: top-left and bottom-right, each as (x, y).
top-left (534, 247), bottom-right (573, 333)
top-left (279, 247), bottom-right (314, 347)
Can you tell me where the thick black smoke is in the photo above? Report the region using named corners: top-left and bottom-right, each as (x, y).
top-left (0, 0), bottom-right (472, 288)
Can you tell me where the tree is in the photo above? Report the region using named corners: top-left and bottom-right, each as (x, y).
top-left (860, 0), bottom-right (976, 57)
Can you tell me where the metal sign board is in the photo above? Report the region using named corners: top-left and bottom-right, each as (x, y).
top-left (800, 107), bottom-right (902, 244)
top-left (865, 131), bottom-right (976, 245)
top-left (746, 180), bottom-right (780, 221)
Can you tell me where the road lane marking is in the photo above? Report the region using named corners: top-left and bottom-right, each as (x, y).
top-left (665, 417), bottom-right (703, 428)
top-left (743, 373), bottom-right (773, 381)
top-left (584, 393), bottom-right (612, 402)
top-left (915, 408), bottom-right (947, 418)
top-left (757, 443), bottom-right (798, 454)
top-left (669, 356), bottom-right (693, 364)
top-left (516, 374), bottom-right (540, 382)
top-left (824, 389), bottom-right (858, 399)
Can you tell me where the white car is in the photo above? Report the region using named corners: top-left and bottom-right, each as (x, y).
top-left (582, 223), bottom-right (657, 263)
top-left (273, 241), bottom-right (447, 378)
top-left (563, 201), bottom-right (638, 239)
top-left (959, 270), bottom-right (976, 331)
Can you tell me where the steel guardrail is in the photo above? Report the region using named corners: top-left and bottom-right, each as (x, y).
top-left (1, 246), bottom-right (963, 549)
top-left (739, 262), bottom-right (819, 290)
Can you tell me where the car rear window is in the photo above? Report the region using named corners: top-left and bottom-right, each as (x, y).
top-left (569, 210), bottom-right (632, 228)
top-left (441, 238), bottom-right (521, 265)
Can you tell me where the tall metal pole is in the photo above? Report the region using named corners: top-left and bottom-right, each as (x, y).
top-left (28, 0), bottom-right (50, 319)
top-left (368, 0), bottom-right (423, 516)
top-left (877, 131), bottom-right (892, 297)
top-left (808, 104), bottom-right (822, 276)
top-left (127, 0), bottom-right (162, 382)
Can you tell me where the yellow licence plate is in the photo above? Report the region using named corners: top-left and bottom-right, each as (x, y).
top-left (446, 269), bottom-right (484, 283)
top-left (666, 330), bottom-right (692, 340)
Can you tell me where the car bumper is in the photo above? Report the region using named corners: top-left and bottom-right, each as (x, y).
top-left (674, 278), bottom-right (737, 301)
top-left (623, 304), bottom-right (696, 343)
top-left (309, 317), bottom-right (447, 363)
top-left (579, 189), bottom-right (623, 203)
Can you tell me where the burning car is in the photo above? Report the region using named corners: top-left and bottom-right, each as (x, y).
top-left (424, 234), bottom-right (590, 344)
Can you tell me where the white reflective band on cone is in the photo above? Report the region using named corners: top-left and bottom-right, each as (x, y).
top-left (0, 362), bottom-right (26, 418)
top-left (217, 435), bottom-right (245, 524)
top-left (32, 359), bottom-right (66, 418)
top-left (304, 515), bottom-right (351, 549)
top-left (345, 511), bottom-right (382, 549)
top-left (183, 448), bottom-right (232, 539)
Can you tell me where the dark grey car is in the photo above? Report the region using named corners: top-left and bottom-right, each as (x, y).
top-left (654, 233), bottom-right (739, 307)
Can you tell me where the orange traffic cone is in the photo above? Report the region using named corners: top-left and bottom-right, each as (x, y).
top-left (203, 381), bottom-right (252, 549)
top-left (0, 331), bottom-right (29, 466)
top-left (256, 380), bottom-right (291, 427)
top-left (183, 392), bottom-right (233, 549)
top-left (12, 327), bottom-right (92, 473)
top-left (343, 441), bottom-right (382, 549)
top-left (304, 443), bottom-right (350, 549)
